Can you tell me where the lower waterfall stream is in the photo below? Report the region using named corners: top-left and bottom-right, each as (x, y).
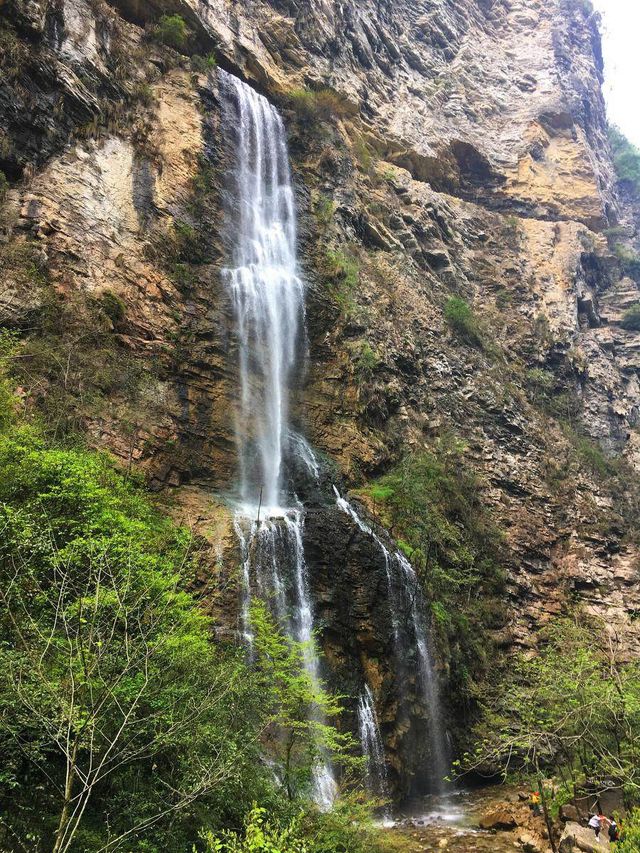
top-left (334, 489), bottom-right (450, 794)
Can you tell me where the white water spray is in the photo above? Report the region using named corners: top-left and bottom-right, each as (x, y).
top-left (358, 685), bottom-right (389, 802)
top-left (221, 70), bottom-right (304, 513)
top-left (220, 70), bottom-right (335, 808)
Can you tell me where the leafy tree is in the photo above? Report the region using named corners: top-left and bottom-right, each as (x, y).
top-left (457, 616), bottom-right (640, 806)
top-left (0, 424), bottom-right (269, 851)
top-left (250, 602), bottom-right (356, 802)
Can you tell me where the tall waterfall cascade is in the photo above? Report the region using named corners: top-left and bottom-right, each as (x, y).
top-left (219, 70), bottom-right (336, 807)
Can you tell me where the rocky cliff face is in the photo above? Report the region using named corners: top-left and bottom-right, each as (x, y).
top-left (1, 0), bottom-right (639, 795)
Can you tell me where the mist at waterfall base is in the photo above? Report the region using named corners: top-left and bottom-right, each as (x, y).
top-left (218, 69), bottom-right (450, 811)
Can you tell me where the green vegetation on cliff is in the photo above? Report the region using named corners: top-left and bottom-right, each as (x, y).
top-left (0, 348), bottom-right (392, 851)
top-left (609, 125), bottom-right (640, 196)
top-left (459, 616), bottom-right (640, 808)
top-left (360, 438), bottom-right (506, 711)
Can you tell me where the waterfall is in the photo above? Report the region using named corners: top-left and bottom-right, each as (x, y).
top-left (219, 70), bottom-right (336, 808)
top-left (358, 685), bottom-right (389, 802)
top-left (220, 70), bottom-right (304, 513)
top-left (334, 488), bottom-right (449, 793)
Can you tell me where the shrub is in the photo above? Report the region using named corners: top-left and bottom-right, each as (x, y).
top-left (191, 52), bottom-right (217, 73)
top-left (289, 88), bottom-right (358, 129)
top-left (151, 14), bottom-right (189, 50)
top-left (355, 341), bottom-right (379, 380)
top-left (614, 243), bottom-right (640, 279)
top-left (621, 303), bottom-right (640, 331)
top-left (617, 809), bottom-right (640, 851)
top-left (203, 806), bottom-right (307, 852)
top-left (174, 219), bottom-right (208, 263)
top-left (98, 289), bottom-right (126, 327)
top-left (443, 296), bottom-right (484, 348)
top-left (322, 248), bottom-right (360, 314)
top-left (609, 125), bottom-right (640, 195)
top-left (314, 194), bottom-right (335, 228)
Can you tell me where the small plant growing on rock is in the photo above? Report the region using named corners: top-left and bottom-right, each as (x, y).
top-left (444, 296), bottom-right (484, 348)
top-left (98, 290), bottom-right (126, 328)
top-left (355, 341), bottom-right (379, 381)
top-left (314, 194), bottom-right (335, 228)
top-left (614, 243), bottom-right (640, 279)
top-left (289, 87), bottom-right (358, 130)
top-left (150, 14), bottom-right (189, 50)
top-left (322, 248), bottom-right (360, 314)
top-left (191, 53), bottom-right (217, 73)
top-left (620, 303), bottom-right (640, 331)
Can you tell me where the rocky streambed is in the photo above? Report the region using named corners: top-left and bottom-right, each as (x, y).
top-left (383, 788), bottom-right (553, 853)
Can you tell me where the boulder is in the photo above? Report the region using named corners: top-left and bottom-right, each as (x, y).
top-left (560, 805), bottom-right (581, 823)
top-left (559, 822), bottom-right (610, 853)
top-left (518, 831), bottom-right (545, 852)
top-left (479, 805), bottom-right (518, 831)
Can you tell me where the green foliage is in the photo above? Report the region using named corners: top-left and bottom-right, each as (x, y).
top-left (0, 414), bottom-right (276, 850)
top-left (98, 288), bottom-right (126, 327)
top-left (131, 81), bottom-right (156, 106)
top-left (360, 438), bottom-right (506, 703)
top-left (443, 297), bottom-right (484, 349)
top-left (0, 389), bottom-right (362, 848)
top-left (322, 249), bottom-right (360, 314)
top-left (204, 797), bottom-right (395, 853)
top-left (174, 219), bottom-right (207, 263)
top-left (0, 169), bottom-right (8, 203)
top-left (620, 303), bottom-right (640, 331)
top-left (355, 341), bottom-right (379, 381)
top-left (250, 602), bottom-right (356, 802)
top-left (616, 809), bottom-right (640, 851)
top-left (314, 195), bottom-right (335, 229)
top-left (353, 137), bottom-right (374, 174)
top-left (6, 286), bottom-right (150, 438)
top-left (458, 617), bottom-right (640, 804)
top-left (289, 88), bottom-right (358, 131)
top-left (609, 125), bottom-right (640, 195)
top-left (191, 53), bottom-right (217, 73)
top-left (151, 14), bottom-right (189, 50)
top-left (0, 239), bottom-right (48, 291)
top-left (614, 243), bottom-right (640, 279)
top-left (203, 806), bottom-right (308, 852)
